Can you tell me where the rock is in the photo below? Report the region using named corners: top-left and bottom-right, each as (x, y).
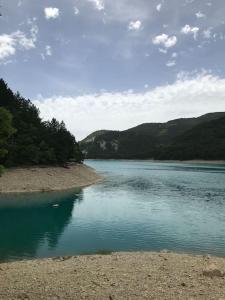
top-left (51, 256), bottom-right (71, 262)
top-left (61, 256), bottom-right (72, 261)
top-left (203, 255), bottom-right (211, 260)
top-left (160, 249), bottom-right (170, 253)
top-left (17, 293), bottom-right (29, 299)
top-left (158, 254), bottom-right (168, 260)
top-left (203, 268), bottom-right (224, 278)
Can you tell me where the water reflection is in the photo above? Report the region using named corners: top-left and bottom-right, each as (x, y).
top-left (0, 189), bottom-right (83, 261)
top-left (1, 161), bottom-right (225, 261)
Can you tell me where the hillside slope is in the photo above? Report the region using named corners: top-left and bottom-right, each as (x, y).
top-left (80, 112), bottom-right (225, 159)
top-left (157, 116), bottom-right (225, 160)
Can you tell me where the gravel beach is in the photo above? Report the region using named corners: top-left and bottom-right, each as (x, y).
top-left (1, 252), bottom-right (225, 300)
top-left (0, 164), bottom-right (103, 193)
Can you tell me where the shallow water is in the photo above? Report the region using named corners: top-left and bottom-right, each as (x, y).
top-left (1, 160), bottom-right (225, 261)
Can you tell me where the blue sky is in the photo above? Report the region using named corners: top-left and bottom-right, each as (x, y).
top-left (1, 0), bottom-right (225, 140)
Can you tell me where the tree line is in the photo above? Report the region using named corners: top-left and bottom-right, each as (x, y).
top-left (0, 79), bottom-right (83, 174)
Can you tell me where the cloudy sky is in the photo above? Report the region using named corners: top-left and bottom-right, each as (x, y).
top-left (1, 0), bottom-right (225, 140)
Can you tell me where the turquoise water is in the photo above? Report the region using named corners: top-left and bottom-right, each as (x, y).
top-left (1, 160), bottom-right (225, 261)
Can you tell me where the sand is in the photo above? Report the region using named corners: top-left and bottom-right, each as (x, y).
top-left (1, 252), bottom-right (225, 299)
top-left (0, 164), bottom-right (103, 193)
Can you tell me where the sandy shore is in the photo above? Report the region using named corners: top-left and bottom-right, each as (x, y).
top-left (1, 252), bottom-right (225, 299)
top-left (0, 164), bottom-right (103, 193)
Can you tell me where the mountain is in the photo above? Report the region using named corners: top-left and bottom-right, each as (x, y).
top-left (80, 112), bottom-right (225, 160)
top-left (157, 116), bottom-right (225, 160)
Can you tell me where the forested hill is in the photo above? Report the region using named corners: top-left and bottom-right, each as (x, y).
top-left (157, 116), bottom-right (225, 160)
top-left (80, 112), bottom-right (225, 160)
top-left (0, 79), bottom-right (83, 168)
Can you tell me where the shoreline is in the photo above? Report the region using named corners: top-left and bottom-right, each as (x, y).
top-left (150, 159), bottom-right (225, 165)
top-left (86, 158), bottom-right (225, 165)
top-left (0, 164), bottom-right (103, 193)
top-left (1, 251), bottom-right (225, 299)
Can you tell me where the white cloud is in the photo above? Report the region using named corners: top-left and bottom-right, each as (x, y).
top-left (17, 0), bottom-right (23, 7)
top-left (128, 20), bottom-right (142, 31)
top-left (152, 34), bottom-right (177, 48)
top-left (88, 0), bottom-right (104, 11)
top-left (74, 7), bottom-right (80, 15)
top-left (203, 28), bottom-right (212, 39)
top-left (196, 11), bottom-right (205, 18)
top-left (159, 48), bottom-right (167, 54)
top-left (0, 27), bottom-right (38, 61)
top-left (34, 72), bottom-right (225, 140)
top-left (181, 24), bottom-right (199, 40)
top-left (30, 24), bottom-right (38, 41)
top-left (41, 45), bottom-right (53, 60)
top-left (172, 52), bottom-right (177, 58)
top-left (45, 45), bottom-right (52, 56)
top-left (44, 7), bottom-right (60, 19)
top-left (0, 36), bottom-right (16, 60)
top-left (156, 3), bottom-right (162, 12)
top-left (166, 60), bottom-right (176, 67)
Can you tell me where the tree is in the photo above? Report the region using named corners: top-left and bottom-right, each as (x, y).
top-left (0, 79), bottom-right (83, 166)
top-left (0, 108), bottom-right (15, 174)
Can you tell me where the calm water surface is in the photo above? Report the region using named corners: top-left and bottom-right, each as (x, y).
top-left (1, 160), bottom-right (225, 261)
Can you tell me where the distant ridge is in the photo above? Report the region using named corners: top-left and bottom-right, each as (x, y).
top-left (80, 112), bottom-right (225, 160)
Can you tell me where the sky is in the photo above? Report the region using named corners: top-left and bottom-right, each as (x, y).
top-left (0, 0), bottom-right (225, 140)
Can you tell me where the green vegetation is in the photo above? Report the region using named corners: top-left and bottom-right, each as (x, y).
top-left (0, 107), bottom-right (15, 175)
top-left (157, 116), bottom-right (225, 160)
top-left (0, 79), bottom-right (83, 168)
top-left (80, 112), bottom-right (225, 160)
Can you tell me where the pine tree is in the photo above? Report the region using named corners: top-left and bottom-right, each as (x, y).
top-left (0, 108), bottom-right (15, 174)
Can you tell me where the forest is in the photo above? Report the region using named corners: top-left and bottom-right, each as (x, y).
top-left (0, 79), bottom-right (83, 174)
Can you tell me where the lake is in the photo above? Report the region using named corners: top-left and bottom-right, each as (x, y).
top-left (1, 160), bottom-right (225, 261)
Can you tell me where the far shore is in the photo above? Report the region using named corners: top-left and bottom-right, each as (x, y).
top-left (0, 164), bottom-right (103, 193)
top-left (1, 251), bottom-right (225, 299)
top-left (86, 158), bottom-right (225, 164)
top-left (150, 159), bottom-right (225, 165)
